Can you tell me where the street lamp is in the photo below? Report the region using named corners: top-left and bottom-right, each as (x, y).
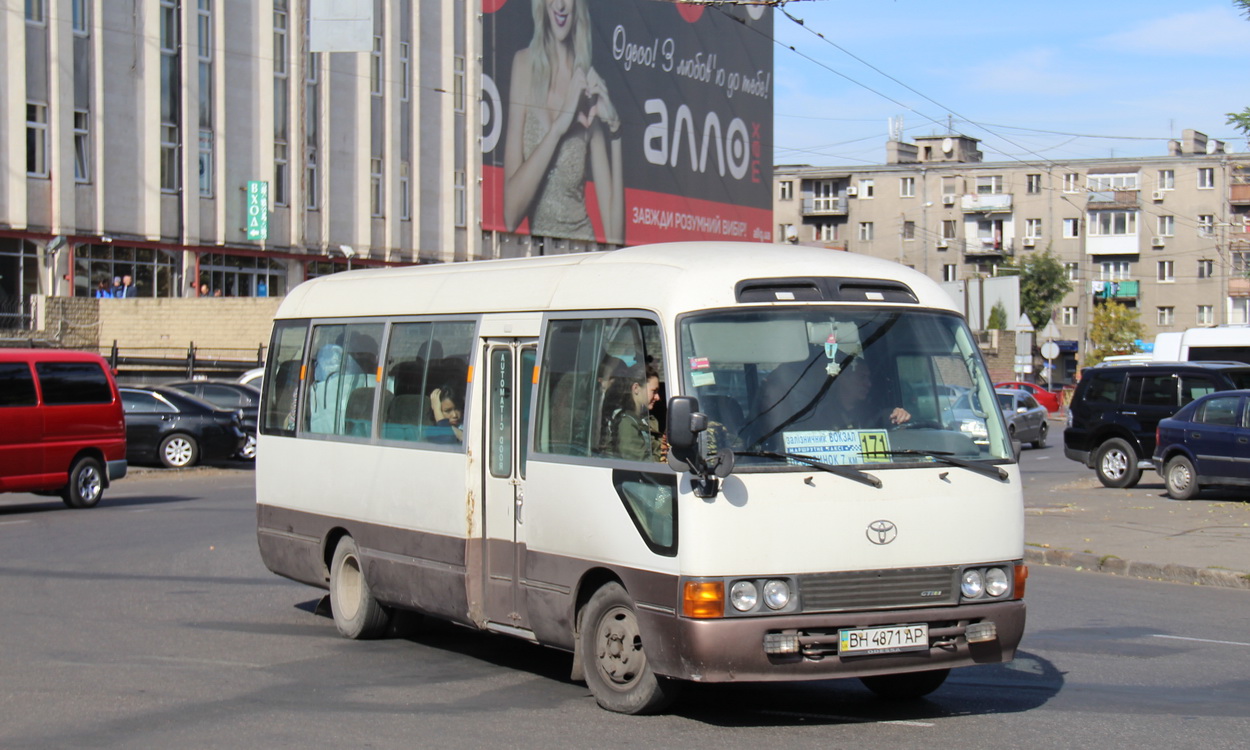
top-left (337, 244), bottom-right (357, 271)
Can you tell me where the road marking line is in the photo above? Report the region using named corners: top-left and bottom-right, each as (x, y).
top-left (0, 520), bottom-right (32, 526)
top-left (760, 710), bottom-right (933, 727)
top-left (1152, 634), bottom-right (1250, 648)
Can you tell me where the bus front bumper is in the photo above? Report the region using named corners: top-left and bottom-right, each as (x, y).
top-left (637, 599), bottom-right (1026, 683)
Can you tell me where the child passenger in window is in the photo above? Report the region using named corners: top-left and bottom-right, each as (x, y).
top-left (430, 383), bottom-right (464, 442)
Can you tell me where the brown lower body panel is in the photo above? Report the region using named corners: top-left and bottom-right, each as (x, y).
top-left (637, 599), bottom-right (1026, 683)
top-left (256, 503), bottom-right (474, 627)
top-left (258, 503), bottom-right (1026, 685)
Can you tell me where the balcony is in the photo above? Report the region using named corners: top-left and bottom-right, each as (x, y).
top-left (1230, 184), bottom-right (1250, 206)
top-left (1087, 189), bottom-right (1140, 208)
top-left (1092, 279), bottom-right (1138, 300)
top-left (961, 194), bottom-right (1012, 213)
top-left (1229, 278), bottom-right (1250, 298)
top-left (801, 197), bottom-right (848, 216)
top-left (964, 238), bottom-right (1014, 257)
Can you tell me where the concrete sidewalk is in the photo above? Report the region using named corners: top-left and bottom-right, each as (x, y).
top-left (1023, 469), bottom-right (1250, 590)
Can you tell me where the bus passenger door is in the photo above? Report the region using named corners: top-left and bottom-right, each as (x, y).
top-left (482, 340), bottom-right (536, 631)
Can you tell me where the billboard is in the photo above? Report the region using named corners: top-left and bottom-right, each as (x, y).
top-left (482, 0), bottom-right (773, 246)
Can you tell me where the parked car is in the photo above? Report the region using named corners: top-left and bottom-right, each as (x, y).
top-left (995, 380), bottom-right (1061, 414)
top-left (994, 388), bottom-right (1049, 448)
top-left (119, 386), bottom-right (246, 468)
top-left (0, 349), bottom-right (127, 508)
top-left (164, 380), bottom-right (260, 459)
top-left (1153, 389), bottom-right (1250, 500)
top-left (1063, 361), bottom-right (1250, 488)
top-left (238, 367), bottom-right (264, 391)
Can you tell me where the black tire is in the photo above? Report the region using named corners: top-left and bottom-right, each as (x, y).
top-left (1164, 455), bottom-right (1200, 500)
top-left (159, 433), bottom-right (199, 468)
top-left (580, 582), bottom-right (677, 714)
top-left (1032, 422), bottom-right (1048, 450)
top-left (1094, 437), bottom-right (1141, 488)
top-left (60, 456), bottom-right (105, 509)
top-left (329, 536), bottom-right (390, 640)
top-left (860, 668), bottom-right (950, 700)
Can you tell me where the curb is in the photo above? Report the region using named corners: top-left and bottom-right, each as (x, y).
top-left (1024, 547), bottom-right (1250, 591)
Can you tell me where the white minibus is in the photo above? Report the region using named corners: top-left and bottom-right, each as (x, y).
top-left (256, 242), bottom-right (1026, 714)
top-left (1152, 326), bottom-right (1250, 364)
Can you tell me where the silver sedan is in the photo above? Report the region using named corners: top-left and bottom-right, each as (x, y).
top-left (995, 388), bottom-right (1049, 449)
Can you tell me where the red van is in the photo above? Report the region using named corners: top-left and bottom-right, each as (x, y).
top-left (0, 349), bottom-right (127, 508)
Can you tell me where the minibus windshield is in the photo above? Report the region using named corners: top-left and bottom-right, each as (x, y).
top-left (678, 308), bottom-right (1012, 469)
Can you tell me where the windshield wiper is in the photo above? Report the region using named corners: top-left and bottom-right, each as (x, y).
top-left (736, 450), bottom-right (882, 488)
top-left (865, 449), bottom-right (1009, 481)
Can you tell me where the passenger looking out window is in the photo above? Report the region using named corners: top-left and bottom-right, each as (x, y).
top-left (602, 363), bottom-right (664, 461)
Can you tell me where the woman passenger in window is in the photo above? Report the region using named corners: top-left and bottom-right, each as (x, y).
top-left (602, 363), bottom-right (662, 461)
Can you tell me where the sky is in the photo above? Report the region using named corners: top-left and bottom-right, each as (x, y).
top-left (768, 0), bottom-right (1250, 167)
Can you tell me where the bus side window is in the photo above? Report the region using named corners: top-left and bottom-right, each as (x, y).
top-left (304, 323), bottom-right (382, 437)
top-left (537, 317), bottom-right (663, 462)
top-left (262, 320), bottom-right (308, 436)
top-left (538, 320), bottom-right (601, 456)
top-left (380, 321), bottom-right (475, 444)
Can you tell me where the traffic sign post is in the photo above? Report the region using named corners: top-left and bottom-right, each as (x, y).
top-left (1040, 340), bottom-right (1059, 387)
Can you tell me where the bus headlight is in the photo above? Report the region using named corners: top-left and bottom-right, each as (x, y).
top-left (729, 580), bottom-right (759, 612)
top-left (762, 579), bottom-right (791, 610)
top-left (985, 567), bottom-right (1010, 597)
top-left (960, 568), bottom-right (985, 599)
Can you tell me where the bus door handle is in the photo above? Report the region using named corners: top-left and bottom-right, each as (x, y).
top-left (514, 483), bottom-right (524, 525)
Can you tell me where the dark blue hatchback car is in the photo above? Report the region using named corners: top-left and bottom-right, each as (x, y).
top-left (1153, 389), bottom-right (1250, 500)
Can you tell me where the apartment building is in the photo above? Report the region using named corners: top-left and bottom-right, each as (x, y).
top-left (774, 129), bottom-right (1250, 376)
top-left (1, 1), bottom-right (773, 334)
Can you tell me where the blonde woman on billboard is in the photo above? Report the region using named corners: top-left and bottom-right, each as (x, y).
top-left (503, 0), bottom-right (624, 244)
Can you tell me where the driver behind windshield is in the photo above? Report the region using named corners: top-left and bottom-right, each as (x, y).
top-left (825, 354), bottom-right (911, 430)
top-left (745, 338), bottom-right (910, 448)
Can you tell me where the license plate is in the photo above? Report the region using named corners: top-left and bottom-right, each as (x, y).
top-left (838, 624), bottom-right (929, 655)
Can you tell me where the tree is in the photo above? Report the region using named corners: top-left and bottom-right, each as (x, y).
top-left (1000, 249), bottom-right (1073, 330)
top-left (987, 301), bottom-right (1008, 330)
top-left (1087, 301), bottom-right (1145, 366)
top-left (1231, 2), bottom-right (1250, 141)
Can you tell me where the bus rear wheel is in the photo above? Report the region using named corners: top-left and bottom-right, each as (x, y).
top-left (860, 668), bottom-right (950, 700)
top-left (329, 536), bottom-right (390, 639)
top-left (580, 582), bottom-right (677, 714)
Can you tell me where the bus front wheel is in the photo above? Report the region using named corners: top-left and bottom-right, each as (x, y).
top-left (860, 668), bottom-right (950, 700)
top-left (579, 582), bottom-right (677, 714)
top-left (329, 536), bottom-right (390, 639)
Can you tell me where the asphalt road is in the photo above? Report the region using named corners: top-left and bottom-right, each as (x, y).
top-left (1, 466), bottom-right (1248, 748)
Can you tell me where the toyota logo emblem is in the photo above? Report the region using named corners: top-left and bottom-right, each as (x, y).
top-left (866, 520), bottom-right (898, 545)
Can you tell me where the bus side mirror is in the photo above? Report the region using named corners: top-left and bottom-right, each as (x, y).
top-left (667, 396), bottom-right (703, 454)
top-left (667, 395), bottom-right (733, 498)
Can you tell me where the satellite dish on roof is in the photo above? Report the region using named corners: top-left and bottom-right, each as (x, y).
top-left (941, 137), bottom-right (954, 153)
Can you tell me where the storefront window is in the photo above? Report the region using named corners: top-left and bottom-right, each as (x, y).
top-left (72, 244), bottom-right (181, 298)
top-left (197, 253), bottom-right (288, 298)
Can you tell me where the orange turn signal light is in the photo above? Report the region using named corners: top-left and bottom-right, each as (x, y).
top-left (682, 580), bottom-right (724, 619)
top-left (1014, 564), bottom-right (1029, 599)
